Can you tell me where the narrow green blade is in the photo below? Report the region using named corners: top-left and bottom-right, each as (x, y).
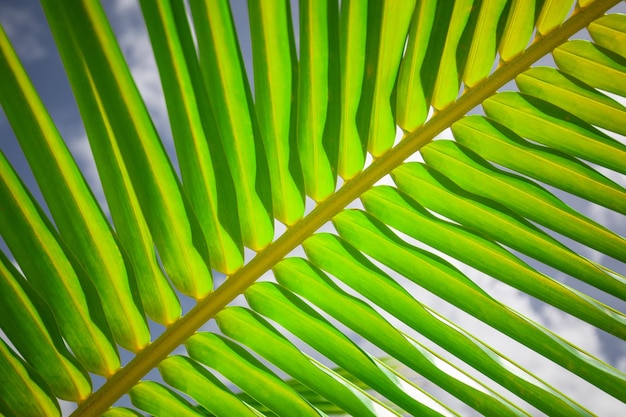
top-left (160, 355), bottom-right (258, 417)
top-left (483, 92), bottom-right (626, 175)
top-left (0, 251), bottom-right (91, 401)
top-left (190, 0), bottom-right (274, 250)
top-left (554, 40), bottom-right (626, 97)
top-left (359, 0), bottom-right (416, 156)
top-left (306, 357), bottom-right (403, 417)
top-left (235, 375), bottom-right (340, 416)
top-left (431, 0), bottom-right (473, 110)
top-left (246, 281), bottom-right (449, 417)
top-left (0, 21), bottom-right (149, 352)
top-left (498, 0), bottom-right (535, 61)
top-left (395, 1), bottom-right (436, 132)
top-left (101, 408), bottom-right (144, 417)
top-left (275, 256), bottom-right (591, 416)
top-left (452, 115), bottom-right (626, 215)
top-left (462, 0), bottom-right (508, 87)
top-left (392, 162), bottom-right (626, 302)
top-left (304, 233), bottom-right (544, 416)
top-left (40, 0), bottom-right (181, 325)
top-left (0, 150), bottom-right (119, 376)
top-left (421, 140), bottom-right (626, 263)
top-left (130, 381), bottom-right (203, 417)
top-left (0, 339), bottom-right (60, 417)
top-left (297, 0), bottom-right (336, 201)
top-left (589, 13), bottom-right (626, 58)
top-left (186, 332), bottom-right (323, 417)
top-left (218, 306), bottom-right (387, 417)
top-left (362, 186), bottom-right (626, 338)
top-left (42, 0), bottom-right (213, 298)
top-left (330, 211), bottom-right (626, 401)
top-left (249, 0), bottom-right (304, 225)
top-left (536, 0), bottom-right (573, 35)
top-left (516, 66), bottom-right (626, 136)
top-left (323, 0), bottom-right (341, 190)
top-left (140, 0), bottom-right (243, 273)
top-left (337, 0), bottom-right (368, 179)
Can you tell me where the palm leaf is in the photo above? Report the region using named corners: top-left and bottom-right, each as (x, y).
top-left (0, 0), bottom-right (625, 415)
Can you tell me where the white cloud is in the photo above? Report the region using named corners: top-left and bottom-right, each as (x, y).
top-left (0, 5), bottom-right (46, 63)
top-left (112, 0), bottom-right (137, 15)
top-left (107, 2), bottom-right (169, 138)
top-left (59, 400), bottom-right (77, 416)
top-left (117, 27), bottom-right (167, 124)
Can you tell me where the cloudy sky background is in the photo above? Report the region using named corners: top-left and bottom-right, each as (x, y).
top-left (0, 0), bottom-right (625, 415)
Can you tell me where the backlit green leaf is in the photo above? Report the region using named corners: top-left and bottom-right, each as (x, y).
top-left (218, 306), bottom-right (388, 417)
top-left (462, 0), bottom-right (508, 87)
top-left (498, 0), bottom-right (535, 61)
top-left (0, 21), bottom-right (149, 352)
top-left (297, 0), bottom-right (336, 201)
top-left (452, 115), bottom-right (626, 215)
top-left (359, 0), bottom-right (416, 156)
top-left (431, 1), bottom-right (474, 109)
top-left (536, 0), bottom-right (573, 35)
top-left (1, 1), bottom-right (625, 415)
top-left (554, 39), bottom-right (626, 97)
top-left (337, 0), bottom-right (368, 179)
top-left (483, 92), bottom-right (626, 175)
top-left (101, 408), bottom-right (143, 417)
top-left (0, 251), bottom-right (91, 401)
top-left (41, 0), bottom-right (213, 298)
top-left (40, 1), bottom-right (181, 324)
top-left (362, 185), bottom-right (626, 337)
top-left (130, 381), bottom-right (203, 417)
top-left (516, 67), bottom-right (626, 136)
top-left (421, 140), bottom-right (626, 263)
top-left (246, 281), bottom-right (449, 417)
top-left (190, 0), bottom-right (274, 250)
top-left (0, 150), bottom-right (119, 376)
top-left (0, 339), bottom-right (60, 417)
top-left (159, 355), bottom-right (259, 417)
top-left (140, 0), bottom-right (244, 273)
top-left (588, 13), bottom-right (626, 58)
top-left (186, 332), bottom-right (323, 417)
top-left (331, 211), bottom-right (626, 401)
top-left (249, 0), bottom-right (305, 225)
top-left (395, 1), bottom-right (437, 132)
top-left (392, 162), bottom-right (626, 301)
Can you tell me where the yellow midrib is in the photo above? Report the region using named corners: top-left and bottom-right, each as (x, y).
top-left (73, 0), bottom-right (620, 415)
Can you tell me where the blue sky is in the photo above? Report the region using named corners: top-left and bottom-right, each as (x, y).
top-left (1, 1), bottom-right (625, 415)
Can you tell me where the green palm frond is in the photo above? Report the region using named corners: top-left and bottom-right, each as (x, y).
top-left (1, 0), bottom-right (625, 416)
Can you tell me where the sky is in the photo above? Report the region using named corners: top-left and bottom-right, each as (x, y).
top-left (0, 0), bottom-right (625, 416)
